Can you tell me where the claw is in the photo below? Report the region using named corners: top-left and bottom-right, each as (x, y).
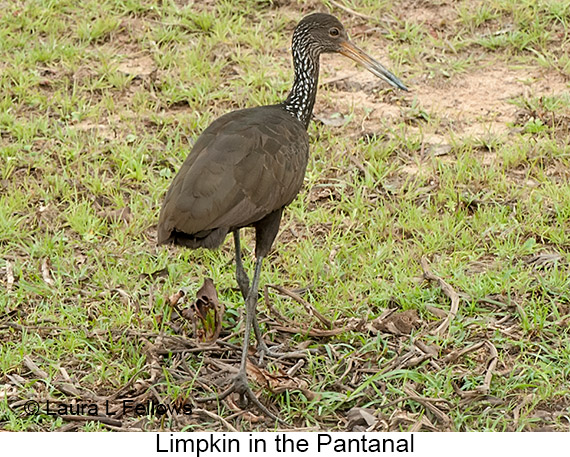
top-left (197, 371), bottom-right (288, 426)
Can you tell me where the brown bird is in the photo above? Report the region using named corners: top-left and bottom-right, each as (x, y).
top-left (157, 13), bottom-right (407, 421)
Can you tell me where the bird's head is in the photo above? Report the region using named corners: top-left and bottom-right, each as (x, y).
top-left (293, 13), bottom-right (408, 91)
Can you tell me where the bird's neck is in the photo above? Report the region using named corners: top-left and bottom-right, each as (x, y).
top-left (283, 48), bottom-right (320, 130)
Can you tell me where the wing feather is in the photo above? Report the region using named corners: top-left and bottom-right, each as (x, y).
top-left (157, 106), bottom-right (309, 245)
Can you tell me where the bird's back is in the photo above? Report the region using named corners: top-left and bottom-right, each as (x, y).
top-left (157, 105), bottom-right (309, 248)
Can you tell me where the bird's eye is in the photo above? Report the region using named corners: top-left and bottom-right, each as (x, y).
top-left (329, 27), bottom-right (340, 37)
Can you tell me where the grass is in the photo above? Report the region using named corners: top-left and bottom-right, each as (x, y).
top-left (1, 0), bottom-right (570, 431)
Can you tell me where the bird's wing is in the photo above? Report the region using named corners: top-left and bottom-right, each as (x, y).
top-left (158, 107), bottom-right (309, 240)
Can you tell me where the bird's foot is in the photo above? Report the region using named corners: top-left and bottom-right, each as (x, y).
top-left (196, 371), bottom-right (287, 425)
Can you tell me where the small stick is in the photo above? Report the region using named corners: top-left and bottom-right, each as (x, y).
top-left (271, 325), bottom-right (343, 338)
top-left (23, 356), bottom-right (104, 401)
top-left (268, 284), bottom-right (332, 329)
top-left (377, 394), bottom-right (452, 411)
top-left (108, 366), bottom-right (151, 401)
top-left (513, 394), bottom-right (534, 428)
top-left (321, 73), bottom-right (355, 86)
top-left (194, 408), bottom-right (238, 432)
top-left (286, 359), bottom-right (305, 377)
top-left (442, 341), bottom-right (485, 364)
top-left (476, 341), bottom-right (498, 394)
top-left (421, 257), bottom-right (460, 337)
top-left (23, 356), bottom-right (49, 379)
top-left (263, 285), bottom-right (295, 326)
top-left (403, 386), bottom-right (452, 428)
top-left (149, 386), bottom-right (174, 423)
top-left (154, 346), bottom-right (221, 355)
top-left (349, 155), bottom-right (370, 179)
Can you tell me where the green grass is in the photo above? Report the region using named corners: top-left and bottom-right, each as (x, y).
top-left (1, 0), bottom-right (570, 431)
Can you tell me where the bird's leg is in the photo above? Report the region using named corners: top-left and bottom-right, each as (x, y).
top-left (234, 227), bottom-right (312, 364)
top-left (233, 230), bottom-right (250, 299)
top-left (237, 255), bottom-right (263, 378)
top-left (234, 230), bottom-right (267, 357)
top-left (197, 255), bottom-right (286, 425)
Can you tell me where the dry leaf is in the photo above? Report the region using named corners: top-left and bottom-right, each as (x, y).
top-left (347, 407), bottom-right (377, 431)
top-left (180, 278), bottom-right (225, 342)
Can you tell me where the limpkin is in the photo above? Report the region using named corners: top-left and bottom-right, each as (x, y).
top-left (157, 13), bottom-right (407, 421)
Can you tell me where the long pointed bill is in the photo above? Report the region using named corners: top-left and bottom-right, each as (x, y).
top-left (339, 40), bottom-right (408, 91)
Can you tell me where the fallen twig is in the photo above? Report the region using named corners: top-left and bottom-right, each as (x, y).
top-left (154, 346), bottom-right (222, 355)
top-left (513, 394), bottom-right (534, 428)
top-left (378, 394), bottom-right (453, 411)
top-left (108, 365), bottom-right (151, 401)
top-left (23, 356), bottom-right (49, 379)
top-left (286, 359), bottom-right (305, 377)
top-left (349, 155), bottom-right (370, 179)
top-left (421, 257), bottom-right (460, 337)
top-left (403, 386), bottom-right (452, 429)
top-left (390, 411), bottom-right (439, 432)
top-left (398, 352), bottom-right (432, 370)
top-left (452, 382), bottom-right (483, 401)
top-left (271, 325), bottom-right (343, 338)
top-left (476, 341), bottom-right (498, 394)
top-left (268, 284), bottom-right (332, 329)
top-left (264, 285), bottom-right (296, 327)
top-left (23, 356), bottom-right (105, 400)
top-left (414, 340), bottom-right (439, 358)
top-left (321, 73), bottom-right (355, 87)
top-left (442, 341), bottom-right (485, 364)
top-left (194, 408), bottom-right (238, 432)
top-left (424, 304), bottom-right (447, 319)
